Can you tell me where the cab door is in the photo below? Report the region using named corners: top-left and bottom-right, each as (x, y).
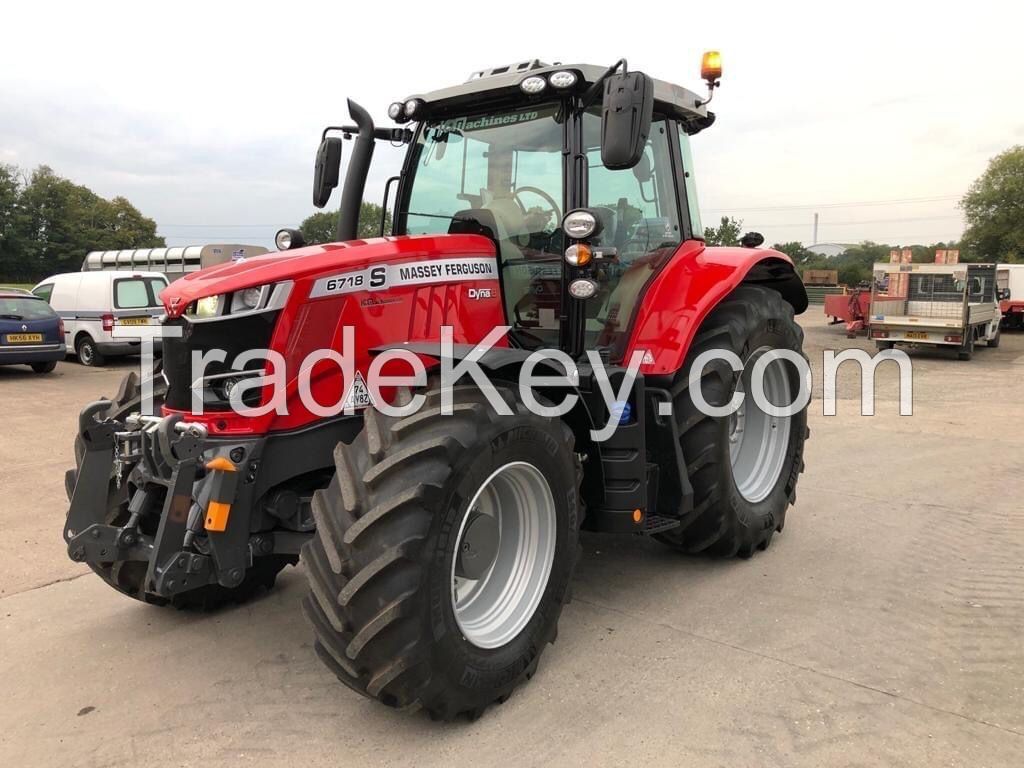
top-left (577, 111), bottom-right (688, 361)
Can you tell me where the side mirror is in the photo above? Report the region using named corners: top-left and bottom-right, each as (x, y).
top-left (600, 70), bottom-right (653, 170)
top-left (313, 137), bottom-right (343, 208)
top-left (740, 232), bottom-right (765, 248)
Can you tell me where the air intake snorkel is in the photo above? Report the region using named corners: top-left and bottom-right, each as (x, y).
top-left (336, 99), bottom-right (376, 242)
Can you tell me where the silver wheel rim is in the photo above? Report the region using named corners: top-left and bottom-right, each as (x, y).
top-left (80, 343), bottom-right (93, 364)
top-left (729, 348), bottom-right (793, 503)
top-left (451, 461), bottom-right (556, 650)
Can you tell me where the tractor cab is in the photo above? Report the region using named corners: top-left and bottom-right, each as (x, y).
top-left (301, 57), bottom-right (721, 359)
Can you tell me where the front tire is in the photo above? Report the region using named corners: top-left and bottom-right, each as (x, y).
top-left (302, 383), bottom-right (581, 719)
top-left (657, 285), bottom-right (809, 558)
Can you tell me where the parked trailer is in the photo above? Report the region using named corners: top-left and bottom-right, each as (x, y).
top-left (869, 262), bottom-right (1000, 360)
top-left (997, 263), bottom-right (1024, 329)
top-left (81, 244), bottom-right (269, 278)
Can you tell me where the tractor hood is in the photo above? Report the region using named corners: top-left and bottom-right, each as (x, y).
top-left (160, 234), bottom-right (495, 318)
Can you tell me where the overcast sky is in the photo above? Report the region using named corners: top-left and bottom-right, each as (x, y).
top-left (2, 0), bottom-right (1022, 251)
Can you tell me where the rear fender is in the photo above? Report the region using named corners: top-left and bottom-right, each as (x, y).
top-left (625, 242), bottom-right (807, 376)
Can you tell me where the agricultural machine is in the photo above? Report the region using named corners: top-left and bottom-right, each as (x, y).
top-left (64, 55), bottom-right (809, 719)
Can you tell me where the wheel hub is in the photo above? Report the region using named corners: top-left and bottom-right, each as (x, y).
top-left (451, 461), bottom-right (556, 650)
top-left (455, 511), bottom-right (500, 580)
top-left (729, 349), bottom-right (793, 504)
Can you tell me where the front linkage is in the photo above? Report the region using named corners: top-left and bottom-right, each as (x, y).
top-left (64, 401), bottom-right (303, 601)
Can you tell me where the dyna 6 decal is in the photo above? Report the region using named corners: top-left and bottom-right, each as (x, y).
top-left (310, 257), bottom-right (498, 298)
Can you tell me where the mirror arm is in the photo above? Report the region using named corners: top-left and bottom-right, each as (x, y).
top-left (581, 58), bottom-right (628, 109)
top-left (380, 175), bottom-right (400, 237)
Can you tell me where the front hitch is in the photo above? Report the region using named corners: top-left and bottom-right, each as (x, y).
top-left (64, 405), bottom-right (220, 597)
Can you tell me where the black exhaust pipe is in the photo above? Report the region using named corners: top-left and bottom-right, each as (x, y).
top-left (336, 99), bottom-right (375, 242)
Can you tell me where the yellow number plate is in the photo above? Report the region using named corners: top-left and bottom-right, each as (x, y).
top-left (5, 333), bottom-right (44, 343)
top-left (119, 317), bottom-right (151, 326)
top-left (905, 331), bottom-right (928, 340)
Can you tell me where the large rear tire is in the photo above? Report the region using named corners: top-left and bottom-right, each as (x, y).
top-left (302, 383), bottom-right (581, 720)
top-left (67, 370), bottom-right (291, 609)
top-left (657, 285), bottom-right (809, 558)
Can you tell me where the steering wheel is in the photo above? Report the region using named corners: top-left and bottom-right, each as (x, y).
top-left (513, 186), bottom-right (562, 226)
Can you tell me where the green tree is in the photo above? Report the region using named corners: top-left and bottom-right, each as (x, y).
top-left (961, 145), bottom-right (1024, 262)
top-left (0, 165), bottom-right (163, 282)
top-left (300, 202), bottom-right (393, 244)
top-left (0, 164), bottom-right (28, 281)
top-left (703, 215), bottom-right (743, 246)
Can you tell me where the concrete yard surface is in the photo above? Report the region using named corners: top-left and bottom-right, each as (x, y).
top-left (2, 317), bottom-right (1023, 767)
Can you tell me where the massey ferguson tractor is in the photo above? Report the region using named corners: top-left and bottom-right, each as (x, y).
top-left (64, 54), bottom-right (809, 720)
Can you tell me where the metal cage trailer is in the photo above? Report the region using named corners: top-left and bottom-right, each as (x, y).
top-left (869, 262), bottom-right (1000, 360)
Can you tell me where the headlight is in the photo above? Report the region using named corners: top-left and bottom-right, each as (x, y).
top-left (520, 76), bottom-right (547, 95)
top-left (193, 295), bottom-right (222, 318)
top-left (388, 101), bottom-right (404, 121)
top-left (240, 287), bottom-right (263, 309)
top-left (549, 70), bottom-right (578, 89)
top-left (563, 209), bottom-right (600, 239)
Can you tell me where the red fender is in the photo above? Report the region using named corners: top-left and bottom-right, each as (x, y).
top-left (623, 241), bottom-right (807, 376)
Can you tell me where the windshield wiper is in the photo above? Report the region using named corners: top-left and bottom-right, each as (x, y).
top-left (0, 314), bottom-right (25, 320)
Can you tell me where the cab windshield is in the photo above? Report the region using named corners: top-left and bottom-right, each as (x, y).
top-left (401, 104), bottom-right (565, 347)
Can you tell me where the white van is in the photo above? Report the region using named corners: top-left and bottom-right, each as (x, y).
top-left (31, 271), bottom-right (169, 366)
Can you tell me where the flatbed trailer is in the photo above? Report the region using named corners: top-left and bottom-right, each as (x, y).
top-left (868, 262), bottom-right (1000, 360)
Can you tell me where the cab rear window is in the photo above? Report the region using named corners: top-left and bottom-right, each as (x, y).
top-left (114, 278), bottom-right (167, 309)
top-left (0, 296), bottom-right (58, 320)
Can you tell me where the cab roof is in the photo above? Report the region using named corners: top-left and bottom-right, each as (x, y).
top-left (405, 60), bottom-right (715, 134)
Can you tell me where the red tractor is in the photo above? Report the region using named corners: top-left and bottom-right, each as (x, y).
top-left (65, 55), bottom-right (809, 719)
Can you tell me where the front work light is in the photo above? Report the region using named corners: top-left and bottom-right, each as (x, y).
top-left (549, 70), bottom-right (578, 89)
top-left (388, 102), bottom-right (404, 121)
top-left (520, 76), bottom-right (547, 95)
top-left (404, 99), bottom-right (424, 118)
top-left (562, 209), bottom-right (599, 240)
top-left (275, 228), bottom-right (305, 251)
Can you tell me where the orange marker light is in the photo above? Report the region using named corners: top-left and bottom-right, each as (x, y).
top-left (701, 50), bottom-right (722, 82)
top-left (632, 509), bottom-right (643, 524)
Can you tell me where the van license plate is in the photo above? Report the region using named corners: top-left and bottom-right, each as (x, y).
top-left (5, 333), bottom-right (43, 343)
top-left (905, 331), bottom-right (928, 340)
top-left (119, 317), bottom-right (150, 326)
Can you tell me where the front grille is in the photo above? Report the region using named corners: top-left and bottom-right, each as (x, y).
top-left (163, 312), bottom-right (279, 411)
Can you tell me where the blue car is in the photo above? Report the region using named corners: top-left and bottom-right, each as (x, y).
top-left (0, 290), bottom-right (66, 373)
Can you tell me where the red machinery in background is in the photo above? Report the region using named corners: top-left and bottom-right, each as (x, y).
top-left (825, 287), bottom-right (871, 337)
